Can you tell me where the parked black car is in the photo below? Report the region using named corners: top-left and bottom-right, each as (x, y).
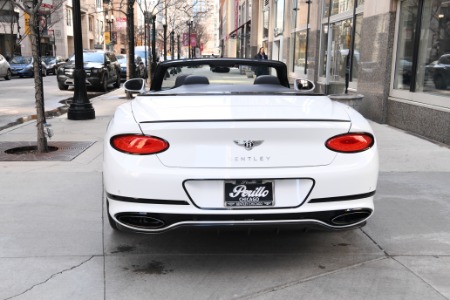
top-left (56, 50), bottom-right (120, 91)
top-left (42, 56), bottom-right (66, 75)
top-left (432, 54), bottom-right (450, 90)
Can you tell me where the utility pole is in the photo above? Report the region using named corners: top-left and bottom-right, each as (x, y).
top-left (127, 0), bottom-right (135, 79)
top-left (68, 0), bottom-right (95, 120)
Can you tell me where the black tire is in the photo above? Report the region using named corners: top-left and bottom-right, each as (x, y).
top-left (58, 82), bottom-right (69, 90)
top-left (434, 75), bottom-right (447, 90)
top-left (100, 75), bottom-right (109, 92)
top-left (114, 71), bottom-right (120, 88)
top-left (5, 69), bottom-right (11, 80)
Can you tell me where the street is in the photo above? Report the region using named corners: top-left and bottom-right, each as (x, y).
top-left (0, 89), bottom-right (449, 299)
top-left (0, 75), bottom-right (107, 131)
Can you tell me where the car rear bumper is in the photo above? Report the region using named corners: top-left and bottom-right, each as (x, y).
top-left (107, 196), bottom-right (374, 233)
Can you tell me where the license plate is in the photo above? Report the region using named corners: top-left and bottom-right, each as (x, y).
top-left (224, 180), bottom-right (274, 207)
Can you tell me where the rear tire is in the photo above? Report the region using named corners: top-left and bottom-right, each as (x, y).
top-left (100, 75), bottom-right (109, 92)
top-left (5, 69), bottom-right (11, 80)
top-left (114, 71), bottom-right (120, 88)
top-left (434, 75), bottom-right (447, 90)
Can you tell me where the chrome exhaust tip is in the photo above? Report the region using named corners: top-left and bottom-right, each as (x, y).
top-left (116, 213), bottom-right (165, 229)
top-left (331, 209), bottom-right (372, 226)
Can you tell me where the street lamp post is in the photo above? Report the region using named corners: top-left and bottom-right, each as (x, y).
top-left (186, 20), bottom-right (192, 58)
top-left (163, 21), bottom-right (167, 61)
top-left (170, 31), bottom-right (174, 60)
top-left (127, 0), bottom-right (135, 79)
top-left (67, 0), bottom-right (95, 120)
top-left (177, 33), bottom-right (180, 59)
top-left (151, 14), bottom-right (156, 67)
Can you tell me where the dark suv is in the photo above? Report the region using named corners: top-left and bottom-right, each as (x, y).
top-left (56, 50), bottom-right (120, 91)
top-left (432, 54), bottom-right (450, 90)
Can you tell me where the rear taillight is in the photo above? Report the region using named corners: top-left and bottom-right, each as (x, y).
top-left (111, 134), bottom-right (169, 155)
top-left (326, 133), bottom-right (374, 153)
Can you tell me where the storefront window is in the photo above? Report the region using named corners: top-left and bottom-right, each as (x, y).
top-left (393, 0), bottom-right (417, 90)
top-left (291, 0), bottom-right (310, 72)
top-left (321, 18), bottom-right (355, 82)
top-left (323, 0), bottom-right (355, 18)
top-left (417, 0), bottom-right (450, 94)
top-left (352, 15), bottom-right (361, 80)
top-left (292, 30), bottom-right (307, 74)
top-left (394, 0), bottom-right (450, 96)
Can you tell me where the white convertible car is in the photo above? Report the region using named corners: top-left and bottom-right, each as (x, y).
top-left (103, 58), bottom-right (378, 233)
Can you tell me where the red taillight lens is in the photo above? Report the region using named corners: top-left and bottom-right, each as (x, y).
top-left (326, 133), bottom-right (374, 153)
top-left (111, 134), bottom-right (169, 155)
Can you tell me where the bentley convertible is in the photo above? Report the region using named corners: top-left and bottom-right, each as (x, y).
top-left (103, 58), bottom-right (379, 233)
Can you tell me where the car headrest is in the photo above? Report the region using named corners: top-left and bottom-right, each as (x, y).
top-left (174, 74), bottom-right (189, 88)
top-left (253, 75), bottom-right (281, 85)
top-left (183, 75), bottom-right (210, 85)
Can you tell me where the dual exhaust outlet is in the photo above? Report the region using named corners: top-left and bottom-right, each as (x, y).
top-left (114, 209), bottom-right (372, 233)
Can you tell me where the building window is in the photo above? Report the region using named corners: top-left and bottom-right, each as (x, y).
top-left (323, 0), bottom-right (359, 17)
top-left (274, 0), bottom-right (285, 36)
top-left (263, 0), bottom-right (270, 39)
top-left (89, 16), bottom-right (94, 31)
top-left (393, 0), bottom-right (450, 97)
top-left (66, 8), bottom-right (72, 27)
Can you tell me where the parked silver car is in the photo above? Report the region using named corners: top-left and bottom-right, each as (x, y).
top-left (0, 54), bottom-right (12, 80)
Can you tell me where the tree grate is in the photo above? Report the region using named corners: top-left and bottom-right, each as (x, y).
top-left (0, 141), bottom-right (95, 161)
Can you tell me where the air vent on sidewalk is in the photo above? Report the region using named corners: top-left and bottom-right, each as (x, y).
top-left (0, 141), bottom-right (95, 161)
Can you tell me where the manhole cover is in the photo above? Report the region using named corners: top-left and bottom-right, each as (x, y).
top-left (0, 141), bottom-right (95, 161)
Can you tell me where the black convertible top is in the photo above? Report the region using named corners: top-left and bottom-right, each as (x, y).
top-left (150, 58), bottom-right (291, 91)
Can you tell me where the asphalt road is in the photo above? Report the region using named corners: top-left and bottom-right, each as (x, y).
top-left (0, 75), bottom-right (106, 130)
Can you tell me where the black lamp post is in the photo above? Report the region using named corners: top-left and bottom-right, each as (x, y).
top-left (151, 14), bottom-right (156, 66)
top-left (170, 31), bottom-right (174, 60)
top-left (163, 22), bottom-right (167, 61)
top-left (186, 20), bottom-right (192, 58)
top-left (106, 15), bottom-right (114, 51)
top-left (68, 0), bottom-right (95, 120)
top-left (127, 0), bottom-right (135, 79)
top-left (177, 34), bottom-right (180, 59)
top-left (304, 0), bottom-right (312, 74)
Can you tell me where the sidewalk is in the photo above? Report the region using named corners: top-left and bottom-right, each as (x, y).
top-left (0, 89), bottom-right (449, 299)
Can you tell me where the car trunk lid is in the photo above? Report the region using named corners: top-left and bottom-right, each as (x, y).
top-left (133, 95), bottom-right (351, 168)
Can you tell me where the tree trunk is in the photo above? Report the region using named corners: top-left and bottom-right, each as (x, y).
top-left (29, 12), bottom-right (48, 153)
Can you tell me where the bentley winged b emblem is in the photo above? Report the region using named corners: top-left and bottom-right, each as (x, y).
top-left (234, 140), bottom-right (264, 151)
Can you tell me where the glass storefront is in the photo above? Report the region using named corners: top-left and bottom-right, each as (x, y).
top-left (292, 30), bottom-right (307, 74)
top-left (290, 0), bottom-right (310, 73)
top-left (394, 0), bottom-right (450, 97)
top-left (318, 0), bottom-right (363, 92)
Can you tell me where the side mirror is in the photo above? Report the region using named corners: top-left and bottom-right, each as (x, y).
top-left (294, 79), bottom-right (315, 92)
top-left (124, 78), bottom-right (146, 94)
